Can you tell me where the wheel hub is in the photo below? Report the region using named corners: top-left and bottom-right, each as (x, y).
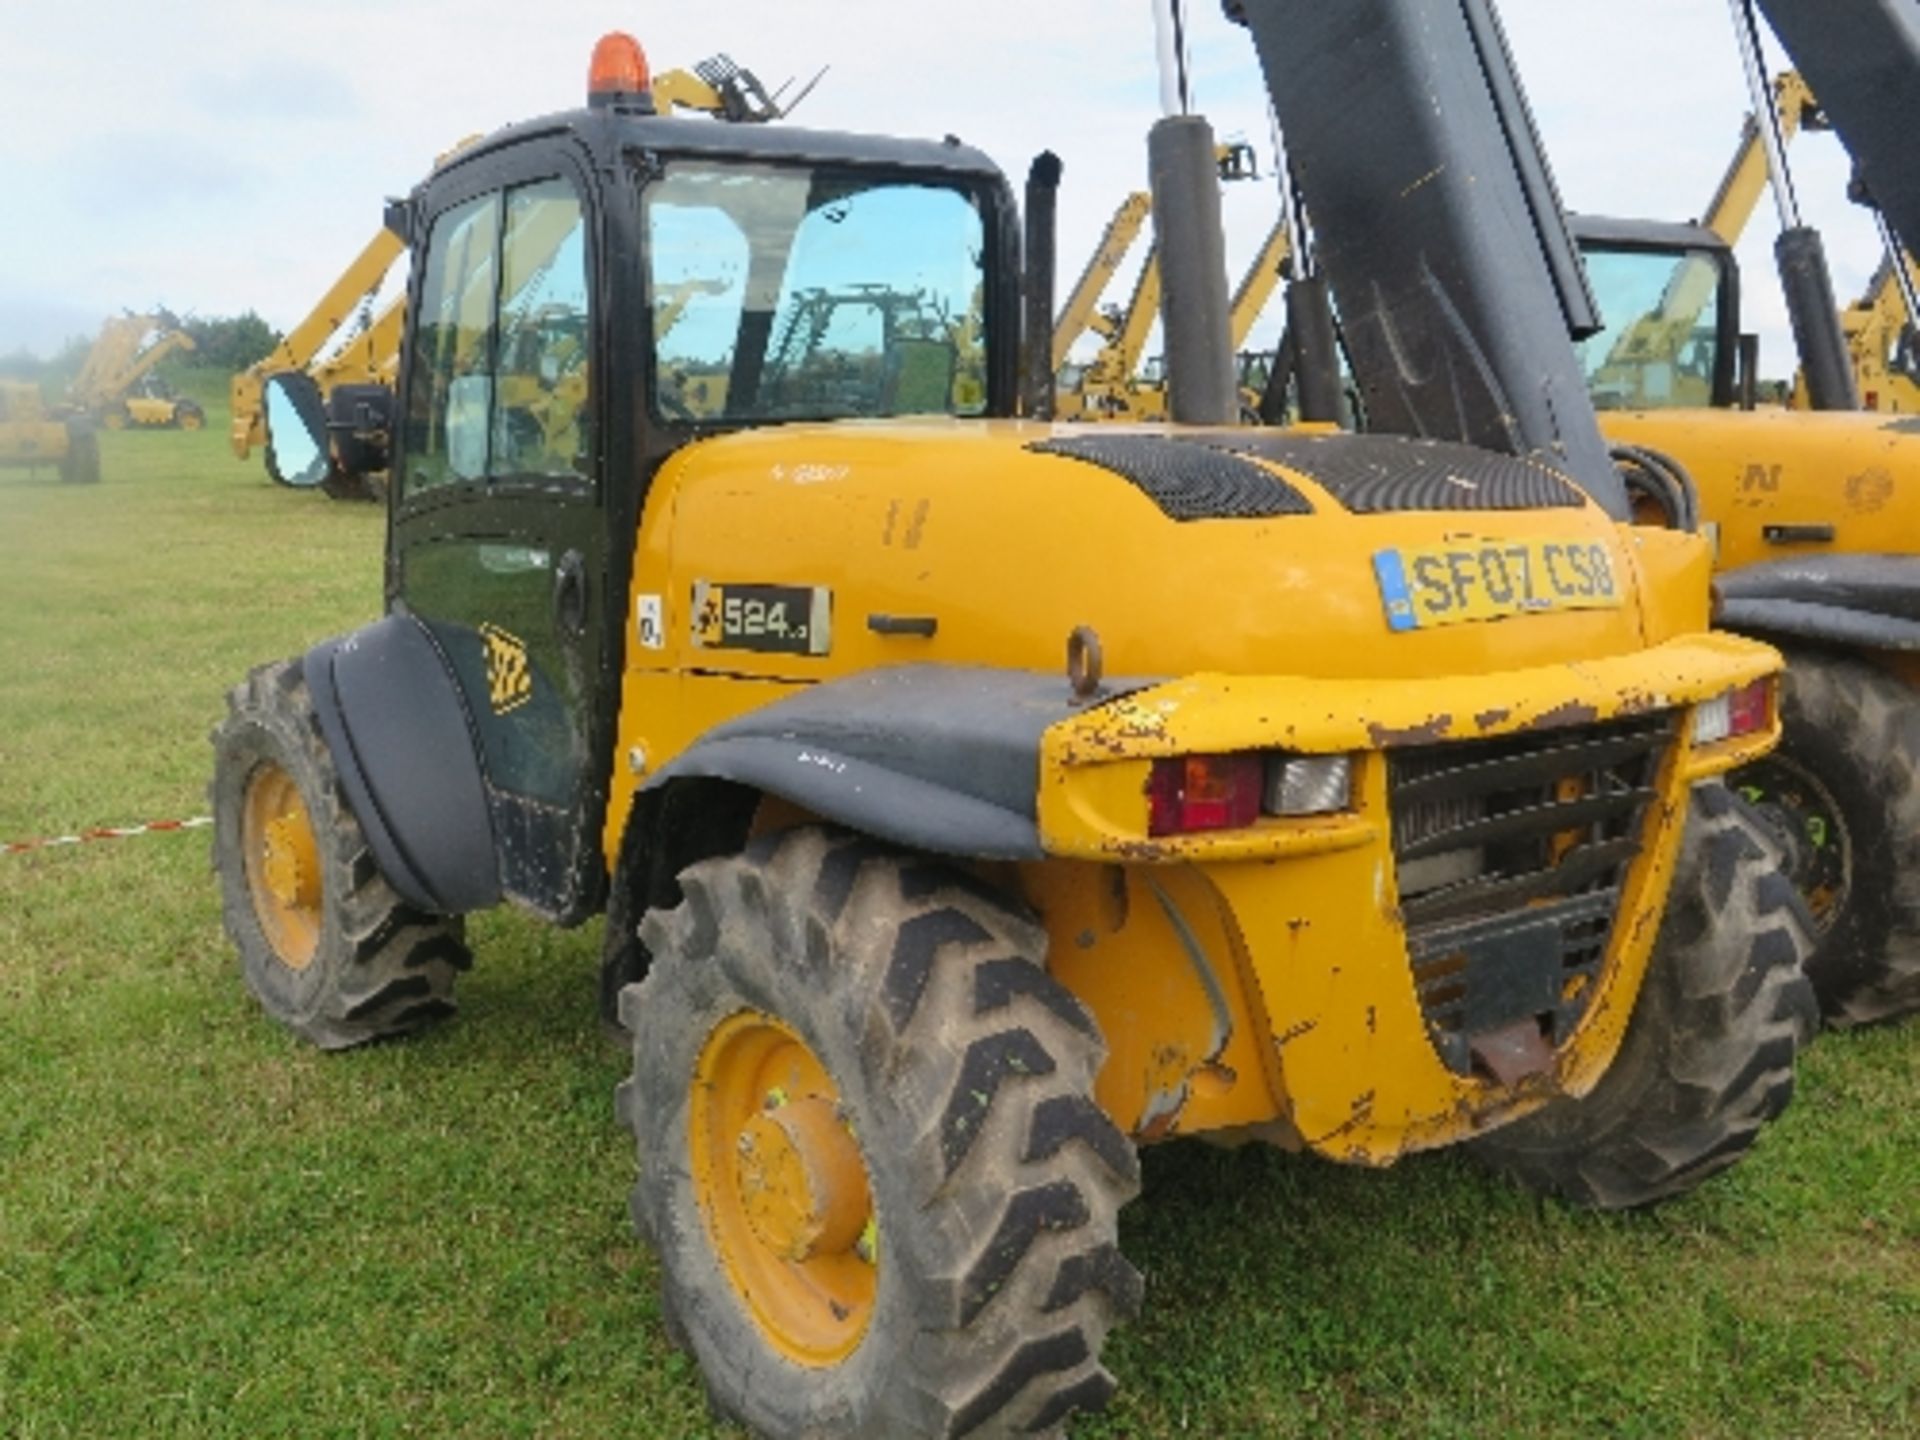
top-left (260, 813), bottom-right (319, 911)
top-left (1738, 755), bottom-right (1849, 932)
top-left (736, 1097), bottom-right (871, 1262)
top-left (690, 1011), bottom-right (878, 1365)
top-left (241, 763), bottom-right (323, 970)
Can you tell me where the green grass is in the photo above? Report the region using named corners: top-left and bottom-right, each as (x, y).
top-left (1, 424), bottom-right (1915, 1438)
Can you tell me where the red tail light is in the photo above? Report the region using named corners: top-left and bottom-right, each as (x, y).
top-left (1727, 677), bottom-right (1772, 737)
top-left (1147, 754), bottom-right (1263, 837)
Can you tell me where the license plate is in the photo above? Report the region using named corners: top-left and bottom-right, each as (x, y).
top-left (1373, 539), bottom-right (1621, 632)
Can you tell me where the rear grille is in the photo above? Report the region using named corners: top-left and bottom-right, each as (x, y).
top-left (1387, 712), bottom-right (1676, 1075)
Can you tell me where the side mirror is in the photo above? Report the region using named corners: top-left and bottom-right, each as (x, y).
top-left (261, 372), bottom-right (330, 489)
top-left (327, 383), bottom-right (395, 477)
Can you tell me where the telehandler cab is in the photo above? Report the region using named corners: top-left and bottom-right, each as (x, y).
top-left (212, 6), bottom-right (1814, 1433)
top-left (237, 53), bottom-right (796, 503)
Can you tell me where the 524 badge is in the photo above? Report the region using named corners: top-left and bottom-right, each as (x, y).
top-left (690, 581), bottom-right (833, 656)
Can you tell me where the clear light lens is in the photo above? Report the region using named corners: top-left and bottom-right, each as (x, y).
top-left (1266, 755), bottom-right (1354, 816)
top-left (1692, 691), bottom-right (1732, 746)
top-left (1692, 679), bottom-right (1772, 747)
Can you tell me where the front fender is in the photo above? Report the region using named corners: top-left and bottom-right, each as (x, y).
top-left (1719, 554), bottom-right (1920, 651)
top-left (304, 613), bottom-right (500, 914)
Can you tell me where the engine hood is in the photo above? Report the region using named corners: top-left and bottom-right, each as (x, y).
top-left (636, 420), bottom-right (1705, 687)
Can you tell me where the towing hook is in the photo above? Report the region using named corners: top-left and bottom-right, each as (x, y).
top-left (1067, 625), bottom-right (1104, 702)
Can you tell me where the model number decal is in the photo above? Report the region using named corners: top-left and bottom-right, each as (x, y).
top-left (691, 581), bottom-right (832, 656)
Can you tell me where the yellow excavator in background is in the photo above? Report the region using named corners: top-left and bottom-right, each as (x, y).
top-left (235, 52), bottom-right (806, 499)
top-left (67, 313), bottom-right (204, 430)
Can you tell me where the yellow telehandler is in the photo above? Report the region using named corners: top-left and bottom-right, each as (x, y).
top-left (0, 379), bottom-right (99, 484)
top-left (1569, 0), bottom-right (1920, 1026)
top-left (67, 313), bottom-right (204, 430)
top-left (210, 5), bottom-right (1813, 1432)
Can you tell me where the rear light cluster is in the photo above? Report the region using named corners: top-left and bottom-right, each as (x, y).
top-left (1146, 752), bottom-right (1355, 837)
top-left (1690, 678), bottom-right (1772, 747)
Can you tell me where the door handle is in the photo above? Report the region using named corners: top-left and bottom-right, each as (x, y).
top-left (553, 549), bottom-right (589, 637)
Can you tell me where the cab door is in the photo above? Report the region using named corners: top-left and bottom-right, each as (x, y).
top-left (389, 144), bottom-right (613, 920)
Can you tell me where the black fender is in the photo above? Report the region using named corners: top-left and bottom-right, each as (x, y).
top-left (1718, 554), bottom-right (1920, 652)
top-left (642, 665), bottom-right (1153, 863)
top-left (303, 613), bottom-right (501, 914)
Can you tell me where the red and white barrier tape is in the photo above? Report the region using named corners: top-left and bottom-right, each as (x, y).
top-left (2, 815), bottom-right (213, 856)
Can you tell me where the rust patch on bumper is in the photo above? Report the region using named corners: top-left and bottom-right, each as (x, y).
top-left (1366, 714), bottom-right (1453, 748)
top-left (1519, 699), bottom-right (1601, 733)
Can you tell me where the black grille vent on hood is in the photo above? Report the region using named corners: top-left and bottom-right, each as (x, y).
top-left (1192, 433), bottom-right (1585, 513)
top-left (1026, 435), bottom-right (1315, 521)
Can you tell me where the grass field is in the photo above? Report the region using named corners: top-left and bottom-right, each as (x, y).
top-left (1, 392), bottom-right (1915, 1438)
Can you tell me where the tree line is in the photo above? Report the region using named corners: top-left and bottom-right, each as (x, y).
top-left (0, 311), bottom-right (284, 389)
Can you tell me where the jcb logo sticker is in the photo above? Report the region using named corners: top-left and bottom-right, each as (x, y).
top-left (480, 623), bottom-right (532, 715)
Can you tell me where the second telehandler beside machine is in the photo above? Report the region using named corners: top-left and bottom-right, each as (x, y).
top-left (1570, 0), bottom-right (1920, 1027)
top-left (213, 3), bottom-right (1815, 1433)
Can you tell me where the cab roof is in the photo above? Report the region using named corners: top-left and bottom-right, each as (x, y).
top-left (422, 104), bottom-right (1009, 193)
top-left (1569, 213), bottom-right (1731, 256)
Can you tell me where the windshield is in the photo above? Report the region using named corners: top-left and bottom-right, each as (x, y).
top-left (1576, 244), bottom-right (1724, 411)
top-left (643, 160), bottom-right (989, 424)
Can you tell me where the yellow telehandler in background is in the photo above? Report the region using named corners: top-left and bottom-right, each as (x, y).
top-left (1568, 0), bottom-right (1920, 1026)
top-left (0, 379), bottom-right (99, 485)
top-left (67, 312), bottom-right (203, 430)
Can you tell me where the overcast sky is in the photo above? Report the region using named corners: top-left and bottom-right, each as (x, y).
top-left (0, 0), bottom-right (1886, 381)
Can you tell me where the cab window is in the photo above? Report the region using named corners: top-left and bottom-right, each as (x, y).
top-left (403, 193), bottom-right (500, 492)
top-left (402, 179), bottom-right (590, 497)
top-left (643, 160), bottom-right (988, 423)
top-left (1577, 245), bottom-right (1723, 411)
top-left (493, 180), bottom-right (591, 478)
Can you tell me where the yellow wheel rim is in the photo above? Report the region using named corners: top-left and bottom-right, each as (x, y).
top-left (241, 761), bottom-right (323, 970)
top-left (179, 409), bottom-right (204, 431)
top-left (690, 1011), bottom-right (878, 1365)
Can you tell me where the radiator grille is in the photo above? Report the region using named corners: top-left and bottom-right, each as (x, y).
top-left (1387, 712), bottom-right (1675, 1075)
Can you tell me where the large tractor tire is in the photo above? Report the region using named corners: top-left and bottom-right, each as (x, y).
top-left (1735, 650), bottom-right (1920, 1026)
top-left (211, 658), bottom-right (470, 1049)
top-left (174, 399), bottom-right (206, 431)
top-left (1469, 784), bottom-right (1817, 1210)
top-left (59, 420), bottom-right (99, 484)
top-left (619, 828), bottom-right (1141, 1438)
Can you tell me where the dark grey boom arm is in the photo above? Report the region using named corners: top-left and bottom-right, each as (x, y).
top-left (1226, 0), bottom-right (1629, 518)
